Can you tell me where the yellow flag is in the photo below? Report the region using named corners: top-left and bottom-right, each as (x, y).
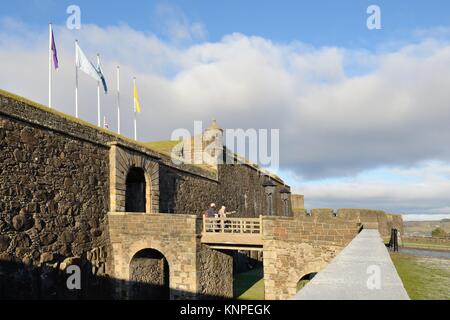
top-left (133, 80), bottom-right (141, 113)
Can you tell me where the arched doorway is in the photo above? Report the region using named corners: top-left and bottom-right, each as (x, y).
top-left (125, 167), bottom-right (146, 212)
top-left (129, 249), bottom-right (170, 300)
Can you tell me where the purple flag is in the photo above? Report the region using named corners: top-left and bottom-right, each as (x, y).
top-left (51, 30), bottom-right (59, 70)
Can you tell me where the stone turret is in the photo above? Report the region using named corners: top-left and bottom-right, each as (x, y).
top-left (203, 120), bottom-right (224, 166)
top-left (191, 119), bottom-right (224, 166)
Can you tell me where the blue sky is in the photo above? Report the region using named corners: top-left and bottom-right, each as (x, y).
top-left (2, 1), bottom-right (450, 219)
top-left (3, 0), bottom-right (450, 48)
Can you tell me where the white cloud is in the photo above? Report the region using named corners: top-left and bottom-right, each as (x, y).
top-left (1, 18), bottom-right (450, 216)
top-left (413, 26), bottom-right (450, 40)
top-left (293, 161), bottom-right (450, 217)
top-left (154, 3), bottom-right (207, 43)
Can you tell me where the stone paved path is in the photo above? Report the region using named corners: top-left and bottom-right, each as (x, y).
top-left (293, 229), bottom-right (410, 300)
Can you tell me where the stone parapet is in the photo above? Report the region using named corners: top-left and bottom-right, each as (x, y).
top-left (292, 209), bottom-right (404, 238)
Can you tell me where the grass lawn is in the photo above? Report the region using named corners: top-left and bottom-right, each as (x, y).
top-left (391, 253), bottom-right (450, 300)
top-left (144, 140), bottom-right (181, 156)
top-left (233, 268), bottom-right (312, 300)
top-left (297, 279), bottom-right (310, 292)
top-left (401, 242), bottom-right (450, 251)
top-left (234, 268), bottom-right (265, 300)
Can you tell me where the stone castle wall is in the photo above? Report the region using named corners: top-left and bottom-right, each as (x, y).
top-left (0, 91), bottom-right (277, 299)
top-left (388, 214), bottom-right (405, 235)
top-left (0, 111), bottom-right (111, 298)
top-left (197, 245), bottom-right (233, 299)
top-left (160, 163), bottom-right (288, 217)
top-left (293, 209), bottom-right (404, 238)
top-left (291, 195), bottom-right (305, 210)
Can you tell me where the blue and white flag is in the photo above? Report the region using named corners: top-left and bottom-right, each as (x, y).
top-left (96, 58), bottom-right (108, 94)
top-left (75, 42), bottom-right (102, 83)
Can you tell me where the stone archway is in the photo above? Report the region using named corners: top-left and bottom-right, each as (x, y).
top-left (107, 214), bottom-right (201, 300)
top-left (129, 248), bottom-right (170, 300)
top-left (109, 143), bottom-right (160, 213)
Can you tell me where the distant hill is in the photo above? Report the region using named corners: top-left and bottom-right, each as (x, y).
top-left (404, 220), bottom-right (450, 237)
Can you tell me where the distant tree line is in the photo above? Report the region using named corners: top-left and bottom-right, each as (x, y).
top-left (431, 227), bottom-right (448, 238)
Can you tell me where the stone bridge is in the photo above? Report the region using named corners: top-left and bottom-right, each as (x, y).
top-left (293, 229), bottom-right (409, 300)
top-left (107, 210), bottom-right (382, 300)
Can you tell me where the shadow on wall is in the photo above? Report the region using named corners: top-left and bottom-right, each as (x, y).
top-left (233, 251), bottom-right (262, 275)
top-left (159, 170), bottom-right (184, 214)
top-left (0, 259), bottom-right (230, 300)
top-left (0, 258), bottom-right (112, 300)
top-left (125, 167), bottom-right (147, 213)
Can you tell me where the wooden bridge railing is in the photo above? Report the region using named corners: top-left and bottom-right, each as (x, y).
top-left (202, 216), bottom-right (263, 235)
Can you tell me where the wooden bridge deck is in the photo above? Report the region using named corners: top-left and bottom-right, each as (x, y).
top-left (201, 216), bottom-right (264, 250)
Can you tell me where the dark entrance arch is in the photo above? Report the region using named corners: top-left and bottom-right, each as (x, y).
top-left (129, 249), bottom-right (170, 300)
top-left (125, 167), bottom-right (146, 212)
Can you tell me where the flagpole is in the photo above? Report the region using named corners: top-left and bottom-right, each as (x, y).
top-left (48, 23), bottom-right (52, 109)
top-left (134, 77), bottom-right (137, 141)
top-left (117, 66), bottom-right (121, 135)
top-left (97, 54), bottom-right (101, 127)
top-left (134, 110), bottom-right (137, 141)
top-left (75, 40), bottom-right (79, 118)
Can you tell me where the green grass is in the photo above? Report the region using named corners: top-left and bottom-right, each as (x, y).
top-left (296, 280), bottom-right (310, 291)
top-left (391, 253), bottom-right (450, 300)
top-left (234, 268), bottom-right (265, 300)
top-left (402, 242), bottom-right (450, 251)
top-left (0, 89), bottom-right (168, 156)
top-left (0, 88), bottom-right (218, 176)
top-left (144, 140), bottom-right (182, 156)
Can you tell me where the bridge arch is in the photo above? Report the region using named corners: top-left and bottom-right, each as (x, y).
top-left (129, 248), bottom-right (170, 300)
top-left (126, 241), bottom-right (174, 276)
top-left (284, 264), bottom-right (324, 296)
top-left (296, 272), bottom-right (318, 292)
top-left (263, 240), bottom-right (333, 299)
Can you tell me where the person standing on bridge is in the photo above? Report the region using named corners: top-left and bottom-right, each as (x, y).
top-left (218, 206), bottom-right (236, 232)
top-left (205, 203), bottom-right (217, 218)
top-left (204, 203), bottom-right (218, 232)
top-left (218, 206), bottom-right (235, 218)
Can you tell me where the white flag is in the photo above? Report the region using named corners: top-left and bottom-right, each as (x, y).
top-left (75, 42), bottom-right (101, 83)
